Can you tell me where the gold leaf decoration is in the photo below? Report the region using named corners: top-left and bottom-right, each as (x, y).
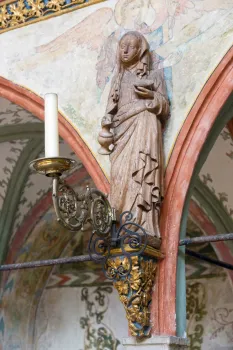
top-left (0, 0), bottom-right (105, 34)
top-left (106, 255), bottom-right (157, 339)
top-left (115, 280), bottom-right (129, 295)
top-left (27, 0), bottom-right (45, 17)
top-left (0, 5), bottom-right (10, 28)
top-left (46, 0), bottom-right (65, 12)
top-left (9, 0), bottom-right (27, 26)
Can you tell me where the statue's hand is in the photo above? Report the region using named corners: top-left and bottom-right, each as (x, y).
top-left (134, 86), bottom-right (154, 99)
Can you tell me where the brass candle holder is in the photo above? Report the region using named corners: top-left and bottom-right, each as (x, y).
top-left (29, 156), bottom-right (150, 267)
top-left (29, 157), bottom-right (76, 177)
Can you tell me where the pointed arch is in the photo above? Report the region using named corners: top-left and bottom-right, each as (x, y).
top-left (151, 47), bottom-right (233, 336)
top-left (0, 77), bottom-right (110, 193)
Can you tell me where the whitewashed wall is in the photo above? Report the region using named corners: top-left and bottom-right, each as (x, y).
top-left (34, 273), bottom-right (233, 350)
top-left (34, 286), bottom-right (128, 350)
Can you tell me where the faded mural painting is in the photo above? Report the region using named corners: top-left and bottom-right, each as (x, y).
top-left (0, 0), bottom-right (233, 176)
top-left (0, 97), bottom-right (95, 349)
top-left (33, 218), bottom-right (233, 349)
top-left (200, 127), bottom-right (233, 219)
top-left (35, 287), bottom-right (126, 350)
top-left (0, 202), bottom-right (233, 349)
top-left (1, 216), bottom-right (233, 349)
top-left (185, 219), bottom-right (233, 350)
top-left (0, 1), bottom-right (233, 349)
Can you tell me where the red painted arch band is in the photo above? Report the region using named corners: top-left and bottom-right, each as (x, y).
top-left (152, 47), bottom-right (233, 336)
top-left (0, 77), bottom-right (110, 194)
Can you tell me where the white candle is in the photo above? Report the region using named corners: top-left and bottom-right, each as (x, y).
top-left (44, 93), bottom-right (59, 158)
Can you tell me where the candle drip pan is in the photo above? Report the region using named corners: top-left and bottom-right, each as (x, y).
top-left (29, 157), bottom-right (76, 177)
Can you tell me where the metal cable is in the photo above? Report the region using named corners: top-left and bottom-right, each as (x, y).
top-left (180, 233), bottom-right (233, 246)
top-left (186, 249), bottom-right (233, 271)
top-left (0, 254), bottom-right (103, 272)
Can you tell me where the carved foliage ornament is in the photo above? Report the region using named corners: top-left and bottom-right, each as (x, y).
top-left (0, 0), bottom-right (105, 33)
top-left (106, 256), bottom-right (157, 338)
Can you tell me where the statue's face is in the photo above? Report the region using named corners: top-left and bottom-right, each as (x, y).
top-left (119, 35), bottom-right (140, 64)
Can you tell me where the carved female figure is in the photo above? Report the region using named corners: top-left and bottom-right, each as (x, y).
top-left (98, 31), bottom-right (169, 244)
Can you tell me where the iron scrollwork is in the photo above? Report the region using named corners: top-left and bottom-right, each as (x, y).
top-left (88, 211), bottom-right (148, 280)
top-left (29, 159), bottom-right (159, 339)
top-left (52, 178), bottom-right (148, 279)
top-left (52, 177), bottom-right (112, 232)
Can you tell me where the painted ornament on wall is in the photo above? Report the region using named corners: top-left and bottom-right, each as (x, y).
top-left (3, 0), bottom-right (233, 175)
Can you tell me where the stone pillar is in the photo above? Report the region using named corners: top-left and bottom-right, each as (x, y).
top-left (122, 336), bottom-right (189, 349)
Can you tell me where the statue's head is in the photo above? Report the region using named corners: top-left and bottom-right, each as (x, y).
top-left (119, 32), bottom-right (141, 65)
top-left (118, 31), bottom-right (150, 75)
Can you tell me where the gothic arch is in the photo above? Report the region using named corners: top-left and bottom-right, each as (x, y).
top-left (0, 77), bottom-right (109, 193)
top-left (151, 47), bottom-right (233, 336)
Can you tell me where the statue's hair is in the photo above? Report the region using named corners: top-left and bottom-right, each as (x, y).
top-left (118, 31), bottom-right (150, 76)
top-left (110, 31), bottom-right (151, 104)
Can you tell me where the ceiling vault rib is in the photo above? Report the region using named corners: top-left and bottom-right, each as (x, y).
top-left (0, 139), bottom-right (44, 265)
top-left (193, 177), bottom-right (233, 234)
top-left (0, 123), bottom-right (44, 143)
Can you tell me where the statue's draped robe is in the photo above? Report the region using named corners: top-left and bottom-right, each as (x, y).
top-left (107, 67), bottom-right (169, 238)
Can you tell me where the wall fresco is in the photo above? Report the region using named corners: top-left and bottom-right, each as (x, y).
top-left (0, 139), bottom-right (29, 211)
top-left (0, 0), bottom-right (232, 176)
top-left (0, 216), bottom-right (75, 349)
top-left (200, 127), bottom-right (233, 218)
top-left (0, 97), bottom-right (85, 266)
top-left (35, 286), bottom-right (126, 350)
top-left (0, 1), bottom-right (233, 348)
top-left (185, 219), bottom-right (233, 350)
top-left (0, 157), bottom-right (93, 349)
top-left (1, 213), bottom-right (233, 349)
top-left (186, 277), bottom-right (233, 350)
top-left (0, 0), bottom-right (106, 34)
top-left (32, 219), bottom-right (233, 350)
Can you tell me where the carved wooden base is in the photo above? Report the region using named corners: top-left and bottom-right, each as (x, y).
top-left (106, 246), bottom-right (164, 339)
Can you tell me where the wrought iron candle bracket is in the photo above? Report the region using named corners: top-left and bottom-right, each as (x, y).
top-left (29, 157), bottom-right (148, 279)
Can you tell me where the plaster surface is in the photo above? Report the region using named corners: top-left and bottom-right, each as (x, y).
top-left (199, 127), bottom-right (233, 217)
top-left (35, 287), bottom-right (127, 350)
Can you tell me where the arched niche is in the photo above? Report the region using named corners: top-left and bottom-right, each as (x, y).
top-left (151, 46), bottom-right (233, 336)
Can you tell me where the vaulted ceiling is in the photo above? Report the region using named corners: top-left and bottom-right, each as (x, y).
top-left (190, 125), bottom-right (233, 252)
